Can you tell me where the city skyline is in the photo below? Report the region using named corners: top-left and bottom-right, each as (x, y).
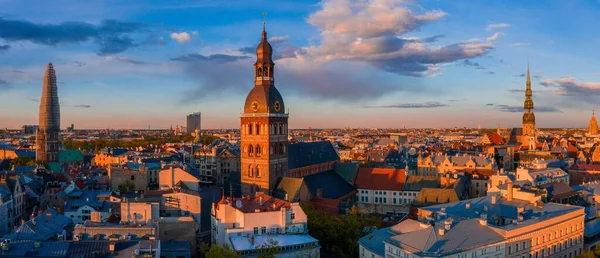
top-left (1, 0), bottom-right (600, 129)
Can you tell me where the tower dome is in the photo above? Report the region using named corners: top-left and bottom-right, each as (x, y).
top-left (242, 22), bottom-right (285, 114)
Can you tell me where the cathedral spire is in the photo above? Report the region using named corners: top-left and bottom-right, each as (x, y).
top-left (522, 61), bottom-right (536, 137)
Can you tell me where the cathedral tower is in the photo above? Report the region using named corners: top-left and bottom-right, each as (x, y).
top-left (522, 63), bottom-right (536, 137)
top-left (240, 23), bottom-right (288, 195)
top-left (589, 111), bottom-right (599, 135)
top-left (36, 63), bottom-right (61, 163)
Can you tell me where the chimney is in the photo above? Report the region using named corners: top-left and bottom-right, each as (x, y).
top-left (109, 242), bottom-right (116, 252)
top-left (465, 203), bottom-right (470, 209)
top-left (438, 227), bottom-right (445, 236)
top-left (491, 195), bottom-right (497, 204)
top-left (479, 214), bottom-right (488, 226)
top-left (20, 219), bottom-right (25, 226)
top-left (259, 196), bottom-right (263, 206)
top-left (285, 193), bottom-right (288, 201)
top-left (444, 219), bottom-right (452, 230)
top-left (507, 181), bottom-right (513, 201)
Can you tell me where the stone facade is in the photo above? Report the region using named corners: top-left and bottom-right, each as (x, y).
top-left (36, 63), bottom-right (60, 163)
top-left (108, 166), bottom-right (148, 191)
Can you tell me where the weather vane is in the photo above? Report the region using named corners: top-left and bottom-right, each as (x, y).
top-left (262, 12), bottom-right (267, 30)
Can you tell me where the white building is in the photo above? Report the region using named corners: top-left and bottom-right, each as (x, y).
top-left (211, 193), bottom-right (320, 257)
top-left (516, 159), bottom-right (569, 186)
top-left (64, 190), bottom-right (112, 224)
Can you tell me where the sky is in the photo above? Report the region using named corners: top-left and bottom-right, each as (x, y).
top-left (1, 0), bottom-right (600, 129)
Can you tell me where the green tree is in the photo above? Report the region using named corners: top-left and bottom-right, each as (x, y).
top-left (12, 156), bottom-right (34, 166)
top-left (201, 243), bottom-right (239, 258)
top-left (117, 180), bottom-right (136, 193)
top-left (300, 203), bottom-right (381, 258)
top-left (256, 238), bottom-right (281, 258)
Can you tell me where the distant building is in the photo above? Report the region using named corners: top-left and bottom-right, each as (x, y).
top-left (108, 165), bottom-right (148, 192)
top-left (417, 153), bottom-right (496, 176)
top-left (211, 193), bottom-right (320, 257)
top-left (389, 133), bottom-right (408, 145)
top-left (186, 112), bottom-right (201, 135)
top-left (21, 125), bottom-right (38, 135)
top-left (360, 187), bottom-right (586, 258)
top-left (515, 159), bottom-right (569, 186)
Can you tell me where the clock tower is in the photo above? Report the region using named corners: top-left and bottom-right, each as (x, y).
top-left (240, 23), bottom-right (289, 195)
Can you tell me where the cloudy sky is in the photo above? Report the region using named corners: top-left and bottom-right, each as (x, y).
top-left (1, 0), bottom-right (599, 129)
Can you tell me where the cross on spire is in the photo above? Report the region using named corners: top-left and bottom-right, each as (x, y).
top-left (262, 12), bottom-right (267, 31)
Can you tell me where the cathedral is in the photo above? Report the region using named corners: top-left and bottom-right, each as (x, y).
top-left (240, 24), bottom-right (289, 194)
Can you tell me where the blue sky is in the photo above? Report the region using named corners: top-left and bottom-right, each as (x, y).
top-left (1, 0), bottom-right (599, 129)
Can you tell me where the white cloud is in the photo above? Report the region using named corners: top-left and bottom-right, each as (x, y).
top-left (170, 32), bottom-right (193, 44)
top-left (304, 0), bottom-right (495, 77)
top-left (511, 42), bottom-right (531, 47)
top-left (486, 23), bottom-right (510, 31)
top-left (486, 32), bottom-right (503, 42)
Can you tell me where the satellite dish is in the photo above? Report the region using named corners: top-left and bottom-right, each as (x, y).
top-left (236, 200), bottom-right (242, 208)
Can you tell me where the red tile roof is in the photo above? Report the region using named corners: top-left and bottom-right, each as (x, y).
top-left (570, 164), bottom-right (600, 171)
top-left (455, 168), bottom-right (498, 179)
top-left (487, 133), bottom-right (505, 145)
top-left (225, 193), bottom-right (292, 213)
top-left (355, 168), bottom-right (406, 191)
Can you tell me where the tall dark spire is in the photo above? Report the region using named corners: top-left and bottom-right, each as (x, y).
top-left (37, 62), bottom-right (61, 163)
top-left (522, 62), bottom-right (536, 136)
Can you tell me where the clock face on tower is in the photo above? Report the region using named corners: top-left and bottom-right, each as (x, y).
top-left (273, 101), bottom-right (281, 112)
top-left (251, 101), bottom-right (260, 112)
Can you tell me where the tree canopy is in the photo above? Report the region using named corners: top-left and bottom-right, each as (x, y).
top-left (117, 180), bottom-right (136, 193)
top-left (300, 203), bottom-right (381, 258)
top-left (201, 243), bottom-right (239, 258)
top-left (62, 135), bottom-right (219, 150)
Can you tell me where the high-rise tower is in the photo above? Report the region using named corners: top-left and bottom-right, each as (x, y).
top-left (522, 63), bottom-right (535, 137)
top-left (240, 22), bottom-right (288, 195)
top-left (36, 63), bottom-right (60, 163)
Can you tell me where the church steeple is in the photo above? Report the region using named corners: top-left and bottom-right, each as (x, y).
top-left (589, 111), bottom-right (598, 135)
top-left (522, 62), bottom-right (536, 137)
top-left (255, 14), bottom-right (274, 87)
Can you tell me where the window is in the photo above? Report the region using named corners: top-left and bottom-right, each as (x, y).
top-left (254, 227), bottom-right (258, 234)
top-left (256, 124), bottom-right (260, 135)
top-left (261, 226), bottom-right (266, 234)
top-left (291, 213), bottom-right (295, 220)
top-left (249, 124), bottom-right (253, 134)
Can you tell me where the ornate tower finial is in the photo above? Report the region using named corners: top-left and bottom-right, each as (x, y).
top-left (262, 12), bottom-right (267, 40)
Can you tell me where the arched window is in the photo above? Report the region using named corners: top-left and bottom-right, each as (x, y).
top-left (248, 145), bottom-right (254, 156)
top-left (270, 145), bottom-right (274, 155)
top-left (256, 166), bottom-right (260, 178)
top-left (264, 67), bottom-right (269, 76)
top-left (256, 124), bottom-right (260, 135)
top-left (248, 123), bottom-right (253, 135)
top-left (279, 124), bottom-right (283, 135)
top-left (257, 68), bottom-right (262, 77)
top-left (256, 145), bottom-right (261, 156)
top-left (248, 165), bottom-right (253, 177)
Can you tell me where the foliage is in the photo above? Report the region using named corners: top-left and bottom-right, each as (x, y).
top-left (578, 247), bottom-right (600, 258)
top-left (12, 156), bottom-right (35, 166)
top-left (61, 134), bottom-right (219, 151)
top-left (300, 203), bottom-right (381, 258)
top-left (256, 238), bottom-right (281, 258)
top-left (117, 180), bottom-right (136, 193)
top-left (201, 243), bottom-right (239, 258)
